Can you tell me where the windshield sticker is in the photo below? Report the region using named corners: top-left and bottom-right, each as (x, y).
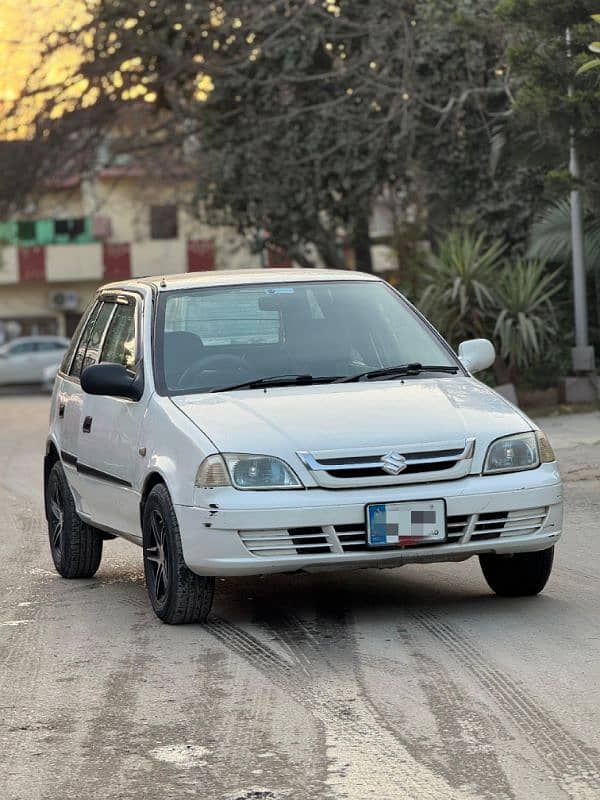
top-left (265, 287), bottom-right (295, 294)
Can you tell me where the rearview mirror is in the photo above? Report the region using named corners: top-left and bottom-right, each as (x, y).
top-left (458, 339), bottom-right (495, 374)
top-left (81, 363), bottom-right (143, 400)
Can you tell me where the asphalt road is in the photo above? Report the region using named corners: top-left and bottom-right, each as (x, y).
top-left (1, 395), bottom-right (599, 800)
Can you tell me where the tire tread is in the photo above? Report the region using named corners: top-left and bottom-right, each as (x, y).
top-left (143, 483), bottom-right (214, 624)
top-left (47, 462), bottom-right (103, 579)
top-left (479, 546), bottom-right (554, 597)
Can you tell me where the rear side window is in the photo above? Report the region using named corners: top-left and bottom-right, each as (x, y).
top-left (69, 301), bottom-right (115, 378)
top-left (69, 303), bottom-right (101, 378)
top-left (81, 302), bottom-right (115, 373)
top-left (100, 302), bottom-right (136, 369)
top-left (61, 306), bottom-right (93, 375)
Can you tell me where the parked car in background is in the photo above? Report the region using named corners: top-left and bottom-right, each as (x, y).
top-left (44, 270), bottom-right (562, 625)
top-left (0, 336), bottom-right (70, 387)
top-left (42, 361), bottom-right (62, 393)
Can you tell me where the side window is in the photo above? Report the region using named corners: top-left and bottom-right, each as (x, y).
top-left (9, 342), bottom-right (36, 356)
top-left (70, 302), bottom-right (109, 378)
top-left (100, 302), bottom-right (137, 369)
top-left (37, 340), bottom-right (65, 352)
top-left (62, 301), bottom-right (98, 375)
top-left (81, 302), bottom-right (115, 373)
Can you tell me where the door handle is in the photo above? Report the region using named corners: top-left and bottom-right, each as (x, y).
top-left (58, 403), bottom-right (65, 418)
top-left (82, 416), bottom-right (93, 433)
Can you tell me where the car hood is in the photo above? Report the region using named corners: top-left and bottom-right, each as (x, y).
top-left (172, 377), bottom-right (532, 470)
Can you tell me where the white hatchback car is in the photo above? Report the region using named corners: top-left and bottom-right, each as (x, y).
top-left (45, 270), bottom-right (562, 624)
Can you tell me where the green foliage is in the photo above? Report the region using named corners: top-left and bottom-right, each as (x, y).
top-left (497, 0), bottom-right (600, 208)
top-left (494, 259), bottom-right (563, 369)
top-left (420, 231), bottom-right (563, 379)
top-left (576, 13), bottom-right (600, 74)
top-left (527, 198), bottom-right (600, 273)
top-left (8, 0), bottom-right (542, 263)
top-left (420, 231), bottom-right (506, 342)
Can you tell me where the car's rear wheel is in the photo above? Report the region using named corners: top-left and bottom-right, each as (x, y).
top-left (46, 462), bottom-right (103, 578)
top-left (142, 483), bottom-right (215, 624)
top-left (479, 546), bottom-right (554, 597)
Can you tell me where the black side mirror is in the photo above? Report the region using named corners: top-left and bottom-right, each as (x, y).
top-left (81, 363), bottom-right (143, 400)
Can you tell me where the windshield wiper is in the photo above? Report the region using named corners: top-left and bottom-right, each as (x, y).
top-left (335, 363), bottom-right (459, 383)
top-left (210, 374), bottom-right (338, 393)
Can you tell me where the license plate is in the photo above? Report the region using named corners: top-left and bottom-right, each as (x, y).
top-left (366, 500), bottom-right (446, 547)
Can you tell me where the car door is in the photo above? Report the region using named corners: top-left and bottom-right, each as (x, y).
top-left (0, 341), bottom-right (37, 384)
top-left (76, 293), bottom-right (147, 538)
top-left (35, 339), bottom-right (68, 379)
top-left (53, 302), bottom-right (104, 493)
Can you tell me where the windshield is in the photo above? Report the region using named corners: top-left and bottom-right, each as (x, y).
top-left (154, 280), bottom-right (458, 395)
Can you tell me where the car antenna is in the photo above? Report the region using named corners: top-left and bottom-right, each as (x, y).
top-left (160, 275), bottom-right (167, 288)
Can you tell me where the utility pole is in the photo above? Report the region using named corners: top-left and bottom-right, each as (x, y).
top-left (566, 27), bottom-right (595, 373)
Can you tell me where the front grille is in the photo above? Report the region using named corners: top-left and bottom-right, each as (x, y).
top-left (297, 439), bottom-right (475, 488)
top-left (238, 507), bottom-right (549, 558)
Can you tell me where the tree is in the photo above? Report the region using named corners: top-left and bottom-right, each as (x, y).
top-left (496, 0), bottom-right (600, 203)
top-left (576, 13), bottom-right (600, 74)
top-left (5, 0), bottom-right (527, 268)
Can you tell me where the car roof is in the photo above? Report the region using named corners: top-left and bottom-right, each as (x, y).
top-left (4, 335), bottom-right (68, 344)
top-left (101, 268), bottom-right (381, 294)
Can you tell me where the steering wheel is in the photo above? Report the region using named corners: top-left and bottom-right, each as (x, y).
top-left (177, 354), bottom-right (251, 389)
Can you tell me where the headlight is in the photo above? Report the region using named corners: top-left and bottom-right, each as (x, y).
top-left (483, 432), bottom-right (540, 474)
top-left (196, 453), bottom-right (303, 490)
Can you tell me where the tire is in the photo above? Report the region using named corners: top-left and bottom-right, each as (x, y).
top-left (142, 483), bottom-right (215, 624)
top-left (479, 546), bottom-right (554, 597)
top-left (46, 462), bottom-right (103, 579)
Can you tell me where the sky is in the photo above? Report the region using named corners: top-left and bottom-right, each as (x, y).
top-left (0, 0), bottom-right (84, 136)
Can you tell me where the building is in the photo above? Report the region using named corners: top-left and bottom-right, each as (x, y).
top-left (0, 161), bottom-right (296, 340)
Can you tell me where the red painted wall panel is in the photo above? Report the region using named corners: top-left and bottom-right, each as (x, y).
top-left (267, 247), bottom-right (292, 268)
top-left (103, 243), bottom-right (131, 281)
top-left (18, 246), bottom-right (45, 282)
top-left (187, 239), bottom-right (215, 271)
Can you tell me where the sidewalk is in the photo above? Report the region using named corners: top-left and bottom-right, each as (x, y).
top-left (534, 411), bottom-right (600, 483)
top-left (534, 411), bottom-right (600, 451)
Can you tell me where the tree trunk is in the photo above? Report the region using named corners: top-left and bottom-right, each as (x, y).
top-left (493, 355), bottom-right (512, 385)
top-left (352, 212), bottom-right (373, 274)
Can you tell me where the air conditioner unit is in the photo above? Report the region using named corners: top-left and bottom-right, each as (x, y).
top-left (49, 290), bottom-right (81, 312)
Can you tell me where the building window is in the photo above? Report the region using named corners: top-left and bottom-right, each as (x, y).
top-left (54, 218), bottom-right (86, 241)
top-left (17, 220), bottom-right (36, 242)
top-left (150, 205), bottom-right (178, 240)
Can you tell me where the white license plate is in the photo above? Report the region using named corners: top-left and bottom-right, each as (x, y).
top-left (366, 500), bottom-right (446, 547)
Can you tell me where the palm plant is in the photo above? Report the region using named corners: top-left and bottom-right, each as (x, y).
top-left (527, 198), bottom-right (600, 273)
top-left (494, 259), bottom-right (564, 377)
top-left (420, 231), bottom-right (564, 386)
top-left (420, 231), bottom-right (506, 343)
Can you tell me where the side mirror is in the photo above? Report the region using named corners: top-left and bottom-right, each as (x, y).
top-left (458, 339), bottom-right (495, 374)
top-left (81, 363), bottom-right (143, 400)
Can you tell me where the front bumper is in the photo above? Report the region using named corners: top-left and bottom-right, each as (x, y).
top-left (176, 464), bottom-right (563, 576)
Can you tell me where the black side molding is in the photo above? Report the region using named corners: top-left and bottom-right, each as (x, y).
top-left (61, 450), bottom-right (77, 467)
top-left (60, 450), bottom-right (131, 488)
top-left (76, 462), bottom-right (132, 488)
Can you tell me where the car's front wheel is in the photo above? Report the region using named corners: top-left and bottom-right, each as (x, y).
top-left (479, 546), bottom-right (554, 597)
top-left (46, 462), bottom-right (103, 578)
top-left (142, 483), bottom-right (215, 624)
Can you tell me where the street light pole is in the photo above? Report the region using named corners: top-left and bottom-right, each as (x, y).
top-left (566, 27), bottom-right (595, 372)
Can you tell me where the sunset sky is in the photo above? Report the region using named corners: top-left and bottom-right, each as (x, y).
top-left (0, 0), bottom-right (84, 135)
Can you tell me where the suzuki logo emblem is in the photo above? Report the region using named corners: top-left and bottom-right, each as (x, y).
top-left (381, 451), bottom-right (407, 475)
